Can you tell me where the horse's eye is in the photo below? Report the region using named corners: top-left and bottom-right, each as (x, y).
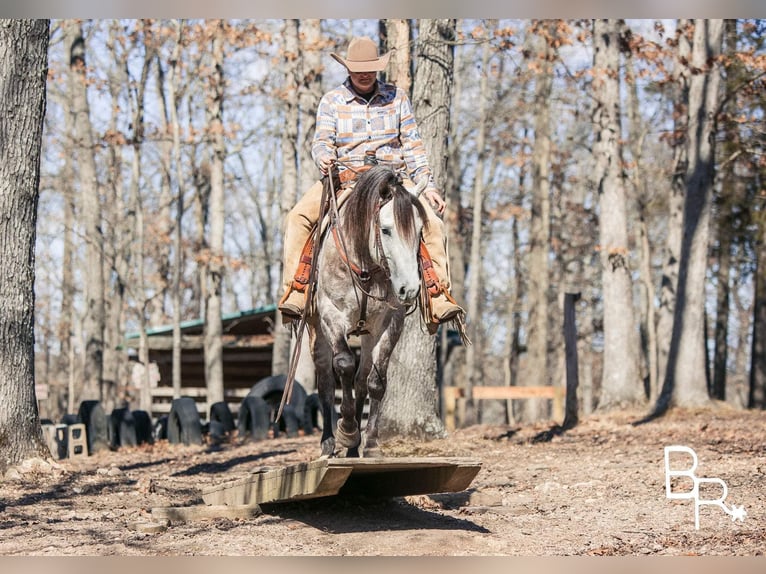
top-left (381, 228), bottom-right (392, 236)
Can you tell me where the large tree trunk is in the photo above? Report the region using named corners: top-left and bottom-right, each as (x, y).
top-left (591, 19), bottom-right (644, 410)
top-left (654, 19), bottom-right (724, 413)
top-left (203, 20), bottom-right (226, 405)
top-left (65, 19), bottom-right (105, 403)
top-left (272, 19), bottom-right (300, 378)
top-left (656, 19), bottom-right (692, 388)
top-left (380, 19), bottom-right (455, 440)
top-left (520, 20), bottom-right (555, 422)
top-left (0, 18), bottom-right (52, 473)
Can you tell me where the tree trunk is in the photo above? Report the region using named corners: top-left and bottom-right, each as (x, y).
top-left (0, 18), bottom-right (52, 473)
top-left (465, 22), bottom-right (493, 402)
top-left (520, 20), bottom-right (555, 422)
top-left (380, 19), bottom-right (455, 440)
top-left (656, 19), bottom-right (692, 387)
top-left (591, 19), bottom-right (644, 410)
top-left (750, 205), bottom-right (766, 408)
top-left (64, 19), bottom-right (105, 403)
top-left (299, 19), bottom-right (323, 193)
top-left (272, 19), bottom-right (300, 378)
top-left (203, 20), bottom-right (226, 405)
top-left (168, 20), bottom-right (185, 400)
top-left (382, 19), bottom-right (412, 96)
top-left (655, 19), bottom-right (724, 413)
top-left (623, 21), bottom-right (658, 402)
top-left (711, 19), bottom-right (741, 403)
top-left (442, 19), bottom-right (468, 398)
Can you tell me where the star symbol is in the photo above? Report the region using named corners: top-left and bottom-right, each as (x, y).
top-left (730, 504), bottom-right (747, 522)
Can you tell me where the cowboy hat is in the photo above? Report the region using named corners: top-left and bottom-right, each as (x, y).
top-left (330, 36), bottom-right (391, 72)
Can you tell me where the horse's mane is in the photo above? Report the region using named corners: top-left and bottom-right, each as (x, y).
top-left (342, 166), bottom-right (429, 272)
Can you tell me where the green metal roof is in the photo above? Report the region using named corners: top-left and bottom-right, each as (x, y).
top-left (124, 304), bottom-right (277, 340)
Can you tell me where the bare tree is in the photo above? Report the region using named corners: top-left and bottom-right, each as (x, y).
top-left (381, 19), bottom-right (412, 96)
top-left (168, 19), bottom-right (186, 400)
top-left (380, 19), bottom-right (455, 440)
top-left (654, 19), bottom-right (724, 414)
top-left (520, 20), bottom-right (556, 421)
top-left (203, 20), bottom-right (227, 404)
top-left (64, 19), bottom-right (105, 403)
top-left (0, 18), bottom-right (52, 472)
top-left (591, 19), bottom-right (644, 410)
top-left (465, 22), bottom-right (494, 401)
top-left (272, 19), bottom-right (300, 377)
top-left (656, 20), bottom-right (692, 387)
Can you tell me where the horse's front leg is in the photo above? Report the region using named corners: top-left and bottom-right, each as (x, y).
top-left (363, 313), bottom-right (404, 458)
top-left (322, 320), bottom-right (360, 453)
top-left (311, 327), bottom-right (337, 458)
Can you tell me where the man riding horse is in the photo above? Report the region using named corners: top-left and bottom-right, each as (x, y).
top-left (279, 36), bottom-right (465, 329)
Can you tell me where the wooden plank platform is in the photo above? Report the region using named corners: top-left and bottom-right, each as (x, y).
top-left (200, 457), bottom-right (482, 506)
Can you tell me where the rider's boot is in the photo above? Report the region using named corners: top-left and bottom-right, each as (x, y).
top-left (279, 181), bottom-right (325, 322)
top-left (419, 206), bottom-right (465, 323)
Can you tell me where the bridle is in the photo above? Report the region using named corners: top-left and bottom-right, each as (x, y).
top-left (329, 178), bottom-right (397, 337)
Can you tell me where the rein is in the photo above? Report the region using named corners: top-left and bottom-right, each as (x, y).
top-left (329, 181), bottom-right (394, 336)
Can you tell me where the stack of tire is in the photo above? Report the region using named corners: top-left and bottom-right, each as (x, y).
top-left (237, 375), bottom-right (322, 441)
top-left (108, 407), bottom-right (153, 448)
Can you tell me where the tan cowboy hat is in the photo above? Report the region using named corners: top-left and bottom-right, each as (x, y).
top-left (330, 36), bottom-right (391, 72)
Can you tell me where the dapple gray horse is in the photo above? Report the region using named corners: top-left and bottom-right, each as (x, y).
top-left (309, 165), bottom-right (429, 458)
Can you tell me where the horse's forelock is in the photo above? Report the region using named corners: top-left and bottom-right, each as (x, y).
top-left (342, 166), bottom-right (427, 267)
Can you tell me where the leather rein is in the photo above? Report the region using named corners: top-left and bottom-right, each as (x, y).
top-left (328, 174), bottom-right (393, 337)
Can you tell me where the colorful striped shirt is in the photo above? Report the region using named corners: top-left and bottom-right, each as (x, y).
top-left (311, 78), bottom-right (438, 194)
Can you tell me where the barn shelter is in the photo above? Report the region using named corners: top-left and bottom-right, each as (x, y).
top-left (122, 305), bottom-right (282, 418)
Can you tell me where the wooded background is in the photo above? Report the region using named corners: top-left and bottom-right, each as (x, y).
top-left (32, 19), bottom-right (766, 424)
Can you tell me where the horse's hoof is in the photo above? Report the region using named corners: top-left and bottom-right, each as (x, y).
top-left (336, 426), bottom-right (361, 449)
top-left (320, 438), bottom-right (336, 458)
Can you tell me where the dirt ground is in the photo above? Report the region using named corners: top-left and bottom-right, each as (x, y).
top-left (0, 405), bottom-right (763, 556)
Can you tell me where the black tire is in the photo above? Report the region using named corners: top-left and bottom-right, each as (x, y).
top-left (302, 393), bottom-right (320, 435)
top-left (60, 413), bottom-right (79, 425)
top-left (209, 401), bottom-right (235, 433)
top-left (167, 397), bottom-right (203, 446)
top-left (280, 404), bottom-right (300, 438)
top-left (247, 375), bottom-right (307, 437)
top-left (208, 420), bottom-right (226, 444)
top-left (119, 411), bottom-right (138, 447)
top-left (78, 400), bottom-right (110, 454)
top-left (154, 415), bottom-right (168, 441)
top-left (131, 410), bottom-right (153, 445)
top-left (109, 407), bottom-right (130, 449)
top-left (237, 395), bottom-right (270, 441)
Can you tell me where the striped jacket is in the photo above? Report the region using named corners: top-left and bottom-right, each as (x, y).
top-left (311, 78), bottom-right (437, 194)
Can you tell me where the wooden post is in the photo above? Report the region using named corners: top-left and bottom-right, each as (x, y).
top-left (563, 292), bottom-right (581, 429)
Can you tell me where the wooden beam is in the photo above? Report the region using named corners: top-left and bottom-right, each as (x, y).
top-left (152, 504), bottom-right (262, 523)
top-left (123, 333), bottom-right (274, 350)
